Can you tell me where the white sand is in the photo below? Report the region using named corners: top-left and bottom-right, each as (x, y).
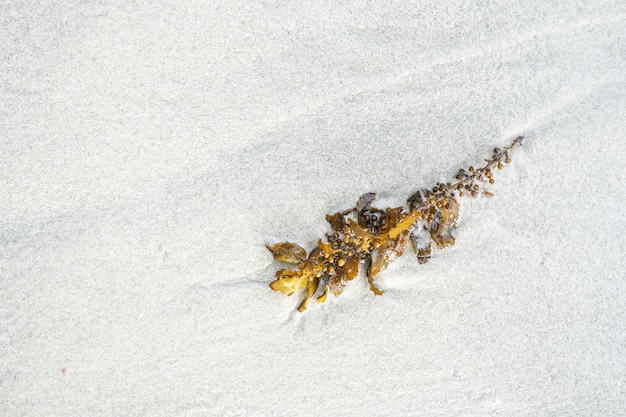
top-left (2, 2), bottom-right (625, 416)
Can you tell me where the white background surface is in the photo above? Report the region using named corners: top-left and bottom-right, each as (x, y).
top-left (2, 1), bottom-right (625, 416)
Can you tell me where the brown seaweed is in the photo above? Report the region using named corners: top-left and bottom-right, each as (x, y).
top-left (268, 136), bottom-right (524, 311)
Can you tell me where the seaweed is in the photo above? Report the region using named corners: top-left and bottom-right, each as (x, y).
top-left (268, 136), bottom-right (524, 311)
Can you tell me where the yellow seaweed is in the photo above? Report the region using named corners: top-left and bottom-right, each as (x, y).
top-left (267, 137), bottom-right (524, 311)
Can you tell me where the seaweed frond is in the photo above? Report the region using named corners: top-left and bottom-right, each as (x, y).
top-left (268, 136), bottom-right (524, 311)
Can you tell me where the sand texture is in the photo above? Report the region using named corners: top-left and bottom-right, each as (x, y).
top-left (2, 1), bottom-right (626, 416)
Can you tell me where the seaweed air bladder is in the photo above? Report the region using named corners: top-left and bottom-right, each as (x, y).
top-left (267, 136), bottom-right (524, 312)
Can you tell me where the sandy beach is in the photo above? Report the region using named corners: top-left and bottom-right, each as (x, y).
top-left (2, 1), bottom-right (625, 416)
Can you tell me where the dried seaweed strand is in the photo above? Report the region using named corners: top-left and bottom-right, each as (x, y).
top-left (268, 136), bottom-right (524, 311)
